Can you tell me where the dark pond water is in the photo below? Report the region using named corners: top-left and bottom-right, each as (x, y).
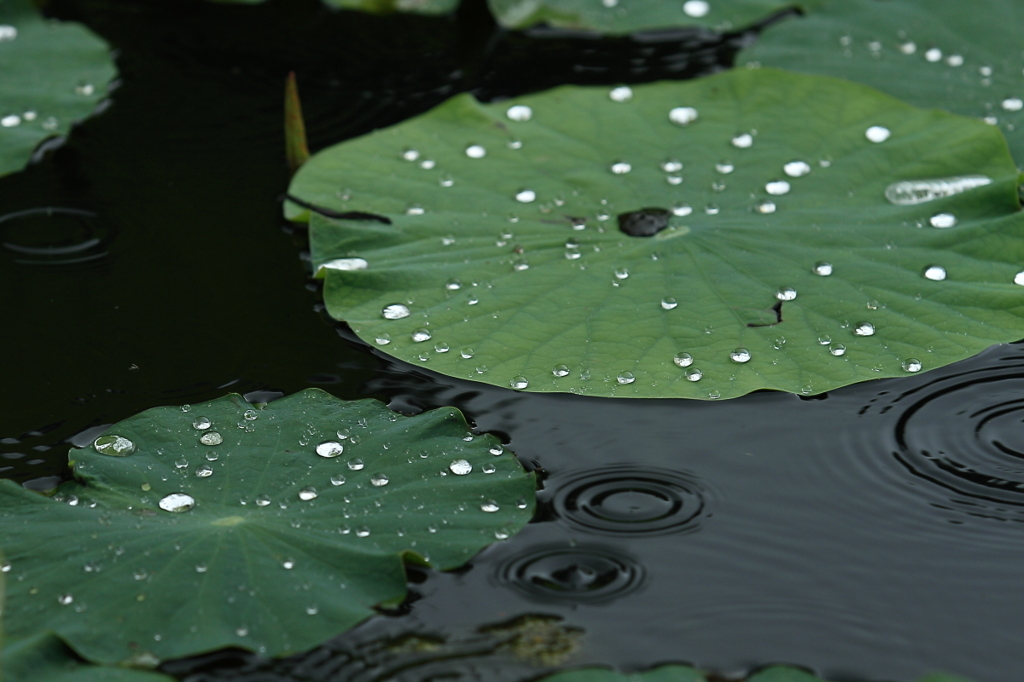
top-left (1, 1), bottom-right (1021, 681)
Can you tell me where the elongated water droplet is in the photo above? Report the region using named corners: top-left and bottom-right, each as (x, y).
top-left (730, 348), bottom-right (751, 363)
top-left (1014, 271), bottom-right (1024, 286)
top-left (159, 493), bottom-right (195, 513)
top-left (865, 125), bottom-right (891, 142)
top-left (481, 500), bottom-right (500, 512)
top-left (813, 261), bottom-right (833, 276)
top-left (661, 158), bottom-right (683, 172)
top-left (673, 352), bottom-right (693, 367)
top-left (669, 107), bottom-right (698, 126)
top-left (776, 286), bottom-right (797, 301)
top-left (682, 0), bottom-right (709, 17)
top-left (255, 494), bottom-right (271, 506)
top-left (319, 258), bottom-right (367, 273)
top-left (1001, 97), bottom-right (1023, 112)
top-left (93, 435), bottom-right (135, 457)
top-left (929, 212), bottom-right (957, 228)
top-left (355, 526), bottom-right (370, 537)
top-left (450, 459), bottom-right (472, 475)
top-left (382, 303), bottom-right (410, 320)
top-left (923, 265), bottom-right (947, 281)
top-left (783, 160), bottom-right (811, 177)
top-left (765, 180), bottom-right (790, 195)
top-left (465, 144), bottom-right (486, 158)
top-left (731, 133), bottom-right (753, 148)
top-left (902, 358), bottom-right (922, 373)
top-left (0, 26), bottom-right (18, 41)
top-left (298, 486), bottom-right (318, 501)
top-left (405, 204), bottom-right (425, 216)
top-left (610, 161), bottom-right (632, 174)
top-left (506, 105), bottom-right (532, 121)
top-left (884, 175), bottom-right (991, 204)
top-left (200, 432), bottom-right (223, 446)
top-left (609, 86), bottom-right (633, 102)
top-left (510, 376), bottom-right (529, 389)
top-left (715, 161), bottom-right (734, 174)
top-left (853, 322), bottom-right (875, 336)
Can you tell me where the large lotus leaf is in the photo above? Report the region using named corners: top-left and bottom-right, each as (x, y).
top-left (285, 68), bottom-right (1024, 400)
top-left (0, 389), bottom-right (534, 665)
top-left (0, 0), bottom-right (116, 176)
top-left (538, 664), bottom-right (706, 682)
top-left (1, 632), bottom-right (175, 682)
top-left (738, 0), bottom-right (1024, 165)
top-left (486, 0), bottom-right (824, 33)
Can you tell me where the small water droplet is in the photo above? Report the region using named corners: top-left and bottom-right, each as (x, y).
top-left (510, 376), bottom-right (529, 390)
top-left (783, 160), bottom-right (811, 177)
top-left (419, 158), bottom-right (436, 169)
top-left (459, 347), bottom-right (475, 359)
top-left (255, 494), bottom-right (271, 507)
top-left (330, 473), bottom-right (347, 486)
top-left (765, 180), bottom-right (791, 195)
top-left (450, 459), bottom-right (472, 475)
top-left (755, 200), bottom-right (776, 214)
top-left (776, 286), bottom-right (797, 301)
top-left (506, 105), bottom-right (532, 121)
top-left (401, 148), bottom-right (420, 161)
top-left (818, 335), bottom-right (832, 345)
top-left (195, 465), bottom-right (213, 478)
top-left (411, 329), bottom-right (432, 343)
top-left (853, 322), bottom-right (875, 336)
top-left (200, 431), bottom-right (223, 446)
top-left (923, 265), bottom-right (947, 281)
top-left (661, 297), bottom-right (678, 310)
top-left (355, 526), bottom-right (371, 537)
top-left (75, 83), bottom-right (95, 96)
top-left (481, 500), bottom-right (500, 513)
top-left (282, 559), bottom-right (295, 569)
top-left (0, 25), bottom-right (18, 41)
top-left (685, 368), bottom-right (703, 381)
top-left (374, 333), bottom-right (391, 346)
top-left (370, 473), bottom-right (389, 487)
top-left (829, 343), bottom-right (847, 356)
top-left (159, 493), bottom-right (195, 513)
top-left (1014, 271), bottom-right (1024, 286)
top-left (866, 300), bottom-right (879, 310)
top-left (475, 365), bottom-right (489, 374)
top-left (438, 174), bottom-right (454, 188)
top-left (192, 416), bottom-right (212, 430)
top-left (609, 86), bottom-right (633, 102)
top-left (731, 133), bottom-right (753, 148)
top-left (465, 144), bottom-right (486, 159)
top-left (614, 267), bottom-right (629, 280)
top-left (924, 47), bottom-right (942, 62)
top-left (715, 161), bottom-right (734, 174)
top-left (348, 458), bottom-right (364, 471)
top-left (551, 364), bottom-right (570, 378)
top-left (513, 259), bottom-right (529, 271)
top-left (666, 174), bottom-right (683, 185)
top-left (682, 0), bottom-right (709, 17)
top-left (946, 54), bottom-right (964, 67)
top-left (661, 158), bottom-right (683, 172)
top-left (58, 593), bottom-right (73, 605)
top-left (298, 487), bottom-right (318, 501)
top-left (899, 40), bottom-right (916, 54)
top-left (1001, 97), bottom-right (1023, 112)
top-left (672, 203), bottom-right (692, 217)
top-left (405, 204), bottom-right (425, 216)
top-left (515, 189), bottom-right (536, 203)
top-left (610, 160), bottom-right (632, 175)
top-left (93, 435), bottom-right (135, 457)
top-left (704, 203), bottom-right (719, 215)
top-left (669, 107), bottom-right (698, 126)
top-left (305, 604), bottom-right (319, 615)
top-left (382, 303), bottom-right (410, 320)
top-left (673, 352), bottom-right (694, 367)
top-left (929, 212), bottom-right (957, 228)
top-left (617, 371), bottom-right (635, 385)
top-left (865, 125), bottom-right (891, 143)
top-left (813, 261), bottom-right (833, 276)
top-left (730, 348), bottom-right (751, 363)
top-left (1, 114), bottom-right (21, 127)
top-left (902, 358), bottom-right (923, 373)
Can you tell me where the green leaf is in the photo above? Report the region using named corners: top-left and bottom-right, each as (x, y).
top-left (485, 0), bottom-right (824, 33)
top-left (0, 0), bottom-right (116, 176)
top-left (286, 68), bottom-right (1024, 400)
top-left (2, 632), bottom-right (175, 682)
top-left (205, 0), bottom-right (460, 15)
top-left (737, 0), bottom-right (1024, 166)
top-left (285, 72), bottom-right (310, 174)
top-left (537, 664), bottom-right (706, 682)
top-left (0, 389), bottom-right (534, 665)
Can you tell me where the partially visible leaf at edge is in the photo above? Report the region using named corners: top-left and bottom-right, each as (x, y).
top-left (0, 389), bottom-right (535, 665)
top-left (205, 0), bottom-right (460, 15)
top-left (2, 632), bottom-right (174, 682)
top-left (285, 72), bottom-right (310, 173)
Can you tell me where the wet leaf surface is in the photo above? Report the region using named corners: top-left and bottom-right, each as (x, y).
top-left (1, 632), bottom-right (175, 682)
top-left (287, 68), bottom-right (1024, 400)
top-left (0, 389), bottom-right (534, 665)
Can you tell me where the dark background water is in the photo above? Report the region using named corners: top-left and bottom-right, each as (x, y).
top-left (1, 1), bottom-right (1021, 681)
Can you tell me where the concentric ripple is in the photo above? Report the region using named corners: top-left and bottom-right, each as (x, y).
top-left (0, 207), bottom-right (110, 266)
top-left (544, 465), bottom-right (710, 536)
top-left (497, 545), bottom-right (644, 604)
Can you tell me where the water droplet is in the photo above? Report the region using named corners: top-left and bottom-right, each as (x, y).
top-left (755, 200), bottom-right (776, 214)
top-left (243, 409), bottom-right (258, 421)
top-left (282, 559), bottom-right (295, 569)
top-left (946, 54), bottom-right (964, 67)
top-left (506, 105), bottom-right (532, 121)
top-left (1, 114), bottom-right (21, 127)
top-left (730, 348), bottom-right (751, 363)
top-left (175, 457), bottom-right (188, 469)
top-left (200, 431), bottom-right (223, 446)
top-left (776, 286), bottom-right (797, 301)
top-left (1014, 271), bottom-right (1024, 286)
top-left (673, 352), bottom-right (694, 367)
top-left (476, 365), bottom-right (489, 374)
top-left (661, 158), bottom-right (683, 172)
top-left (433, 343), bottom-right (450, 355)
top-left (192, 417), bottom-right (212, 430)
top-left (731, 133), bottom-right (753, 148)
top-left (419, 158), bottom-right (436, 169)
top-left (401, 148), bottom-right (420, 161)
top-left (481, 500), bottom-right (500, 512)
top-left (75, 83), bottom-right (95, 96)
top-left (661, 297), bottom-right (678, 310)
top-left (666, 174), bottom-right (683, 185)
top-left (929, 212), bottom-right (957, 228)
top-left (411, 329), bottom-right (432, 343)
top-left (319, 258), bottom-right (368, 274)
top-left (159, 493), bottom-right (195, 513)
top-left (58, 593), bottom-right (73, 605)
top-left (715, 161), bottom-right (734, 174)
top-left (899, 40), bottom-right (916, 54)
top-left (817, 335), bottom-right (832, 345)
top-left (609, 86), bottom-right (633, 102)
top-left (685, 368), bottom-right (703, 381)
top-left (610, 161), bottom-right (632, 174)
top-left (924, 47), bottom-right (942, 62)
top-left (370, 473), bottom-right (389, 487)
top-left (979, 65), bottom-right (993, 77)
top-left (490, 445), bottom-right (505, 456)
top-left (682, 0), bottom-right (709, 17)
top-left (617, 372), bottom-right (635, 385)
top-left (704, 203), bottom-right (719, 215)
top-left (853, 322), bottom-right (875, 336)
top-left (884, 175), bottom-right (991, 204)
top-left (255, 494), bottom-right (271, 506)
top-left (1001, 97), bottom-right (1023, 112)
top-left (298, 486), bottom-right (318, 501)
top-left (438, 174), bottom-right (454, 188)
top-left (382, 303), bottom-right (410, 320)
top-left (465, 144), bottom-right (486, 159)
top-left (902, 358), bottom-right (923, 373)
top-left (460, 347), bottom-right (475, 359)
top-left (0, 25), bottom-right (18, 41)
top-left (482, 463), bottom-right (497, 474)
top-left (865, 125), bottom-right (891, 143)
top-left (552, 364), bottom-right (570, 378)
top-left (512, 259), bottom-right (529, 271)
top-left (348, 458), bottom-right (364, 471)
top-left (515, 189), bottom-right (536, 203)
top-left (614, 267), bottom-right (629, 280)
top-left (813, 261), bottom-right (833, 276)
top-left (196, 465), bottom-right (213, 477)
top-left (375, 333), bottom-right (391, 345)
top-left (509, 376), bottom-right (529, 390)
top-left (356, 526), bottom-right (371, 537)
top-left (765, 180), bottom-right (791, 195)
top-left (405, 204), bottom-right (425, 216)
top-left (93, 435), bottom-right (135, 457)
top-left (923, 265), bottom-right (947, 281)
top-left (782, 159), bottom-right (815, 176)
top-left (669, 107), bottom-right (698, 126)
top-left (330, 473), bottom-right (347, 486)
top-left (305, 604), bottom-right (319, 615)
top-left (829, 343), bottom-right (847, 356)
top-left (866, 300), bottom-right (879, 310)
top-left (450, 459), bottom-right (472, 475)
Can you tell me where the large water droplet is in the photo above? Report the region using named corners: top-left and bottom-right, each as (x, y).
top-left (515, 189), bottom-right (536, 203)
top-left (200, 431), bottom-right (223, 446)
top-left (316, 441), bottom-right (344, 458)
top-left (450, 459), bottom-right (472, 475)
top-left (884, 175), bottom-right (991, 204)
top-left (465, 144), bottom-right (486, 159)
top-left (481, 500), bottom-right (500, 512)
top-left (865, 125), bottom-right (891, 143)
top-left (829, 343), bottom-right (847, 356)
top-left (506, 105), bottom-right (532, 121)
top-left (902, 358), bottom-right (923, 373)
top-left (348, 458), bottom-right (364, 471)
top-left (609, 86), bottom-right (633, 102)
top-left (672, 203), bottom-right (692, 217)
top-left (776, 286), bottom-right (797, 301)
top-left (853, 322), bottom-right (875, 336)
top-left (923, 265), bottom-right (947, 281)
top-left (382, 303), bottom-right (410, 319)
top-left (158, 493), bottom-right (195, 513)
top-left (924, 47), bottom-right (942, 62)
top-left (669, 107), bottom-right (698, 126)
top-left (93, 435), bottom-right (135, 457)
top-left (411, 329), bottom-right (432, 343)
top-left (0, 25), bottom-right (18, 41)
top-left (783, 160), bottom-right (812, 177)
top-left (685, 368), bottom-right (703, 381)
top-left (661, 297), bottom-right (678, 310)
top-left (298, 486), bottom-right (318, 501)
top-left (1014, 271), bottom-right (1024, 286)
top-left (673, 352), bottom-right (694, 368)
top-left (616, 372), bottom-right (635, 385)
top-left (730, 348), bottom-right (751, 363)
top-left (195, 465), bottom-right (214, 478)
top-left (1001, 97), bottom-right (1023, 112)
top-left (765, 180), bottom-right (791, 195)
top-left (401, 148), bottom-right (420, 161)
top-left (552, 364), bottom-right (570, 377)
top-left (510, 376), bottom-right (529, 389)
top-left (661, 158), bottom-right (683, 172)
top-left (192, 417), bottom-right (212, 430)
top-left (813, 261), bottom-right (833, 276)
top-left (682, 0), bottom-right (709, 17)
top-left (929, 212), bottom-right (957, 228)
top-left (319, 258), bottom-right (368, 273)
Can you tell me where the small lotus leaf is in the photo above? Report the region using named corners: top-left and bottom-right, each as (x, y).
top-left (0, 389), bottom-right (534, 665)
top-left (286, 68), bottom-right (1024, 400)
top-left (486, 0), bottom-right (825, 33)
top-left (738, 0), bottom-right (1024, 165)
top-left (1, 632), bottom-right (175, 682)
top-left (0, 0), bottom-right (116, 176)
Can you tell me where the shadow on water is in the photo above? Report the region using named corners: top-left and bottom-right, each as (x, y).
top-left (1, 0), bottom-right (1021, 681)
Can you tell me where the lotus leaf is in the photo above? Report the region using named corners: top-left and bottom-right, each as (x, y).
top-left (0, 389), bottom-right (535, 665)
top-left (537, 663), bottom-right (705, 681)
top-left (487, 0), bottom-right (824, 33)
top-left (207, 0), bottom-right (459, 15)
top-left (738, 0), bottom-right (1024, 165)
top-left (0, 0), bottom-right (115, 176)
top-left (286, 68), bottom-right (1024, 400)
top-left (1, 632), bottom-right (175, 682)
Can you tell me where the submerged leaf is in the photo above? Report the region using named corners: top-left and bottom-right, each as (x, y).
top-left (0, 0), bottom-right (116, 176)
top-left (739, 0), bottom-right (1024, 165)
top-left (0, 389), bottom-right (534, 664)
top-left (286, 69), bottom-right (1024, 400)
